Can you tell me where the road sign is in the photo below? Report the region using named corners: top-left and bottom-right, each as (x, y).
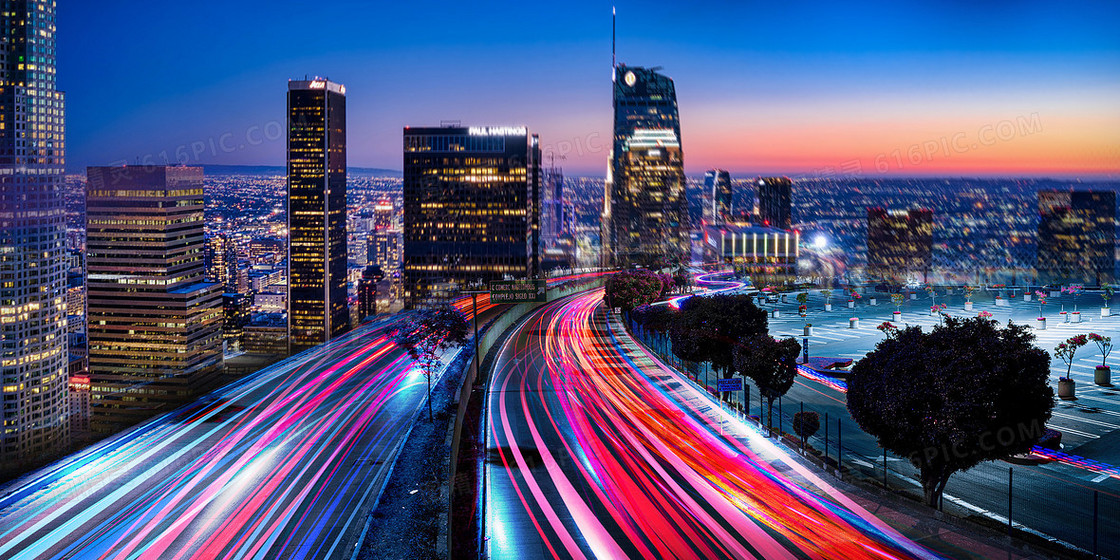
top-left (489, 280), bottom-right (547, 303)
top-left (716, 378), bottom-right (742, 392)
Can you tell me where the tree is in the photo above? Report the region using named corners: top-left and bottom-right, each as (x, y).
top-left (734, 335), bottom-right (801, 431)
top-left (1088, 333), bottom-right (1113, 368)
top-left (673, 267), bottom-right (693, 293)
top-left (605, 269), bottom-right (664, 312)
top-left (669, 294), bottom-right (768, 384)
top-left (392, 303), bottom-right (470, 422)
top-left (793, 411), bottom-right (820, 445)
top-left (846, 316), bottom-right (1053, 506)
top-left (1054, 334), bottom-right (1088, 382)
top-left (631, 304), bottom-right (675, 334)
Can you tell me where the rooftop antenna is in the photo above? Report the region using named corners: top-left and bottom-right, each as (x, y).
top-left (611, 6), bottom-right (616, 81)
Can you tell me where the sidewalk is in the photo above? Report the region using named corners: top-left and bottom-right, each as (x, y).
top-left (607, 311), bottom-right (1075, 560)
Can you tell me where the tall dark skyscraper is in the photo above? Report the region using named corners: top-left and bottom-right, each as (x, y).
top-left (1037, 190), bottom-right (1117, 286)
top-left (604, 64), bottom-right (688, 267)
top-left (287, 78), bottom-right (349, 353)
top-left (704, 169), bottom-right (732, 225)
top-left (85, 166), bottom-right (223, 432)
top-left (1, 0), bottom-right (68, 462)
top-left (402, 125), bottom-right (540, 306)
top-left (756, 177), bottom-right (793, 229)
top-left (867, 207), bottom-right (934, 284)
top-left (541, 163), bottom-right (564, 249)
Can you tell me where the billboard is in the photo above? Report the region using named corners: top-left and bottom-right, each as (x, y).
top-left (489, 280), bottom-right (547, 303)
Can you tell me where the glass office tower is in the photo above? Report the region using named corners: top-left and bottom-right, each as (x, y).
top-left (757, 176), bottom-right (793, 230)
top-left (1037, 190), bottom-right (1117, 286)
top-left (0, 0), bottom-right (68, 463)
top-left (605, 64), bottom-right (688, 268)
top-left (704, 169), bottom-right (732, 225)
top-left (402, 126), bottom-right (540, 306)
top-left (867, 207), bottom-right (934, 285)
top-left (287, 78), bottom-right (349, 353)
top-left (85, 166), bottom-right (223, 433)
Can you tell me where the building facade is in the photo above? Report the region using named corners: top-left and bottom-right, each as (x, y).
top-left (1037, 190), bottom-right (1117, 286)
top-left (605, 65), bottom-right (688, 268)
top-left (287, 78), bottom-right (350, 353)
top-left (0, 0), bottom-right (69, 463)
top-left (85, 166), bottom-right (223, 432)
top-left (756, 177), bottom-right (792, 229)
top-left (402, 125), bottom-right (540, 306)
top-left (704, 169), bottom-right (732, 225)
top-left (866, 207), bottom-right (934, 284)
top-left (704, 224), bottom-right (799, 285)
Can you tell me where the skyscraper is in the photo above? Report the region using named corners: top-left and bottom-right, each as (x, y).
top-left (0, 0), bottom-right (69, 463)
top-left (605, 64), bottom-right (688, 268)
top-left (287, 78), bottom-right (349, 353)
top-left (403, 125), bottom-right (540, 305)
top-left (1037, 190), bottom-right (1117, 286)
top-left (704, 169), bottom-right (732, 225)
top-left (756, 177), bottom-right (793, 229)
top-left (867, 207), bottom-right (934, 284)
top-left (85, 166), bottom-right (223, 432)
top-left (358, 265), bottom-right (382, 320)
top-left (541, 163), bottom-right (564, 249)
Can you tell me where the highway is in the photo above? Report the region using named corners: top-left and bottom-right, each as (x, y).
top-left (485, 289), bottom-right (937, 559)
top-left (0, 298), bottom-right (503, 560)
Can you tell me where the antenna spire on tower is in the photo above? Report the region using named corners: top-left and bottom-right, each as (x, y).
top-left (612, 6), bottom-right (616, 81)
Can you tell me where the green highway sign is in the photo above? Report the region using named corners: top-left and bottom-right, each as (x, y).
top-left (489, 280), bottom-right (547, 303)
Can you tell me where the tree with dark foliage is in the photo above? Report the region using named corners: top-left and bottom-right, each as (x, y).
top-left (605, 269), bottom-right (664, 312)
top-left (670, 294), bottom-right (768, 381)
top-left (734, 335), bottom-right (801, 431)
top-left (631, 304), bottom-right (675, 334)
top-left (392, 303), bottom-right (469, 422)
top-left (847, 316), bottom-right (1053, 506)
top-left (793, 411), bottom-right (820, 445)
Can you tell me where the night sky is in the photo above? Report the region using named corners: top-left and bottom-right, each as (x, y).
top-left (60, 0), bottom-right (1120, 177)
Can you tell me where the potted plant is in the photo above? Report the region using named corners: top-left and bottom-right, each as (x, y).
top-left (797, 293), bottom-right (809, 335)
top-left (1088, 333), bottom-right (1113, 386)
top-left (908, 288), bottom-right (916, 301)
top-left (993, 284), bottom-right (1007, 306)
top-left (1102, 284), bottom-right (1114, 318)
top-left (963, 285), bottom-right (974, 311)
top-left (1054, 334), bottom-right (1088, 399)
top-left (848, 291), bottom-right (861, 308)
top-left (1035, 291), bottom-right (1048, 329)
top-left (869, 294), bottom-right (877, 306)
top-left (978, 310), bottom-right (993, 320)
top-left (931, 303), bottom-right (947, 325)
top-left (803, 322), bottom-right (813, 336)
top-left (890, 293), bottom-right (904, 322)
top-left (849, 317), bottom-right (860, 329)
top-left (925, 284), bottom-right (937, 308)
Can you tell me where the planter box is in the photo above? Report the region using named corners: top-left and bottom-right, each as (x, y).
top-left (909, 293), bottom-right (917, 300)
top-left (849, 318), bottom-right (859, 329)
top-left (772, 310), bottom-right (781, 318)
top-left (964, 301), bottom-right (973, 311)
top-left (781, 294), bottom-right (788, 303)
top-left (892, 311), bottom-right (902, 322)
top-left (995, 298), bottom-right (1007, 307)
top-left (1023, 294), bottom-right (1032, 302)
top-left (824, 303), bottom-right (832, 312)
top-left (869, 298), bottom-right (877, 306)
top-left (1058, 378), bottom-right (1076, 399)
top-left (1036, 317), bottom-right (1046, 330)
top-left (1096, 366), bottom-right (1111, 386)
top-left (803, 326), bottom-right (813, 336)
top-left (1072, 312), bottom-right (1081, 323)
top-left (847, 301), bottom-right (855, 308)
top-left (1104, 308), bottom-right (1112, 318)
top-left (1060, 311), bottom-right (1068, 323)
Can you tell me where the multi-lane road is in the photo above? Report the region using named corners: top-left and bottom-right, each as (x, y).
top-left (485, 289), bottom-right (939, 559)
top-left (0, 298), bottom-right (503, 560)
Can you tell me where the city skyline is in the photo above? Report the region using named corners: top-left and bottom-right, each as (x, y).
top-left (58, 1), bottom-right (1120, 178)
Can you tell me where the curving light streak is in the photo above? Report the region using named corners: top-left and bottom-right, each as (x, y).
top-left (665, 271), bottom-right (746, 309)
top-left (0, 304), bottom-right (493, 559)
top-left (487, 289), bottom-right (940, 559)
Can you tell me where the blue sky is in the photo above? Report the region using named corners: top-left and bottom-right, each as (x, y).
top-left (60, 1), bottom-right (1120, 176)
